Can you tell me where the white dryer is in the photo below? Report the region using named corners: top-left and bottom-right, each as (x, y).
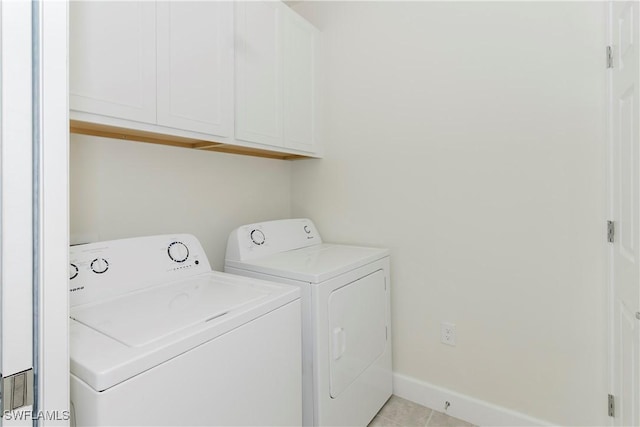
top-left (69, 234), bottom-right (301, 426)
top-left (225, 219), bottom-right (392, 426)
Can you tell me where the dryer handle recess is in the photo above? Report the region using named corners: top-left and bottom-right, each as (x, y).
top-left (332, 327), bottom-right (346, 360)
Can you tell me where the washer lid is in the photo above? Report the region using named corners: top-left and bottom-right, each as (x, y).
top-left (225, 244), bottom-right (389, 283)
top-left (71, 275), bottom-right (269, 348)
top-left (70, 271), bottom-right (300, 392)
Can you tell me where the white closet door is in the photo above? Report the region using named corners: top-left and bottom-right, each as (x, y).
top-left (1, 0), bottom-right (34, 390)
top-left (157, 2), bottom-right (234, 137)
top-left (609, 1), bottom-right (640, 425)
top-left (1, 0), bottom-right (68, 422)
top-left (235, 1), bottom-right (284, 147)
top-left (69, 1), bottom-right (156, 124)
top-left (283, 8), bottom-right (318, 153)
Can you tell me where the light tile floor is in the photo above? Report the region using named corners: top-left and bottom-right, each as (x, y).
top-left (369, 395), bottom-right (476, 427)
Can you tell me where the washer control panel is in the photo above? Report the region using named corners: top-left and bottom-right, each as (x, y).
top-left (167, 241), bottom-right (189, 262)
top-left (69, 234), bottom-right (211, 307)
top-left (90, 258), bottom-right (109, 274)
top-left (250, 229), bottom-right (266, 246)
top-left (226, 218), bottom-right (322, 262)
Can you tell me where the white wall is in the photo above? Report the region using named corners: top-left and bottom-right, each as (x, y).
top-left (291, 2), bottom-right (607, 425)
top-left (70, 134), bottom-right (291, 270)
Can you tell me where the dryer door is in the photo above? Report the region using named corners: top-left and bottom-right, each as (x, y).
top-left (328, 269), bottom-right (387, 398)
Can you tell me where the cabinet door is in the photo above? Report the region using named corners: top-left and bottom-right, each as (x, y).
top-left (157, 2), bottom-right (234, 137)
top-left (235, 2), bottom-right (284, 147)
top-left (283, 8), bottom-right (318, 153)
top-left (69, 1), bottom-right (156, 124)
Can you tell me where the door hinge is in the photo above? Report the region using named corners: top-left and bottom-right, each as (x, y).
top-left (608, 394), bottom-right (615, 417)
top-left (0, 369), bottom-right (34, 412)
top-left (608, 221), bottom-right (615, 243)
top-left (607, 45), bottom-right (614, 69)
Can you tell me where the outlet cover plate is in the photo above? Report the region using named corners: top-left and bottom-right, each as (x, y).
top-left (441, 322), bottom-right (456, 346)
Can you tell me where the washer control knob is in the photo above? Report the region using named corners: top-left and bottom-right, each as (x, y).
top-left (250, 229), bottom-right (266, 246)
top-left (69, 263), bottom-right (79, 280)
top-left (168, 241), bottom-right (189, 263)
top-left (90, 258), bottom-right (109, 274)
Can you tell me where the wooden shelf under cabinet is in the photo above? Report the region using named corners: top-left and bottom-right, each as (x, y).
top-left (70, 120), bottom-right (310, 161)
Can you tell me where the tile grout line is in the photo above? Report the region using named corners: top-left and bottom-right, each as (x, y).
top-left (376, 414), bottom-right (397, 425)
top-left (424, 409), bottom-right (434, 427)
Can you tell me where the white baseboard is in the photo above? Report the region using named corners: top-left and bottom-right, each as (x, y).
top-left (393, 373), bottom-right (554, 427)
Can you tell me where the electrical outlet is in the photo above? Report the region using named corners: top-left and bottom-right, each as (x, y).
top-left (440, 322), bottom-right (456, 346)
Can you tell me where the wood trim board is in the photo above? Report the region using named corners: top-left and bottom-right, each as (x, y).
top-left (70, 120), bottom-right (309, 160)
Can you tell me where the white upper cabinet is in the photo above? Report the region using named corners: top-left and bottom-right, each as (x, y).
top-left (283, 8), bottom-right (318, 153)
top-left (157, 2), bottom-right (234, 137)
top-left (70, 1), bottom-right (320, 159)
top-left (69, 1), bottom-right (156, 124)
top-left (235, 2), bottom-right (319, 153)
top-left (235, 2), bottom-right (284, 147)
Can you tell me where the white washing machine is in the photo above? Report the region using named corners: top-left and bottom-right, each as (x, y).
top-left (225, 219), bottom-right (392, 426)
top-left (69, 234), bottom-right (302, 426)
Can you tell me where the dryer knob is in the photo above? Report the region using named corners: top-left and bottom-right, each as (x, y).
top-left (90, 258), bottom-right (109, 274)
top-left (250, 229), bottom-right (266, 246)
top-left (69, 263), bottom-right (79, 280)
top-left (168, 241), bottom-right (189, 263)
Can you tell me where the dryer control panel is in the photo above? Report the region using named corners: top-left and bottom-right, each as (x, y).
top-left (69, 234), bottom-right (212, 307)
top-left (226, 218), bottom-right (322, 262)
